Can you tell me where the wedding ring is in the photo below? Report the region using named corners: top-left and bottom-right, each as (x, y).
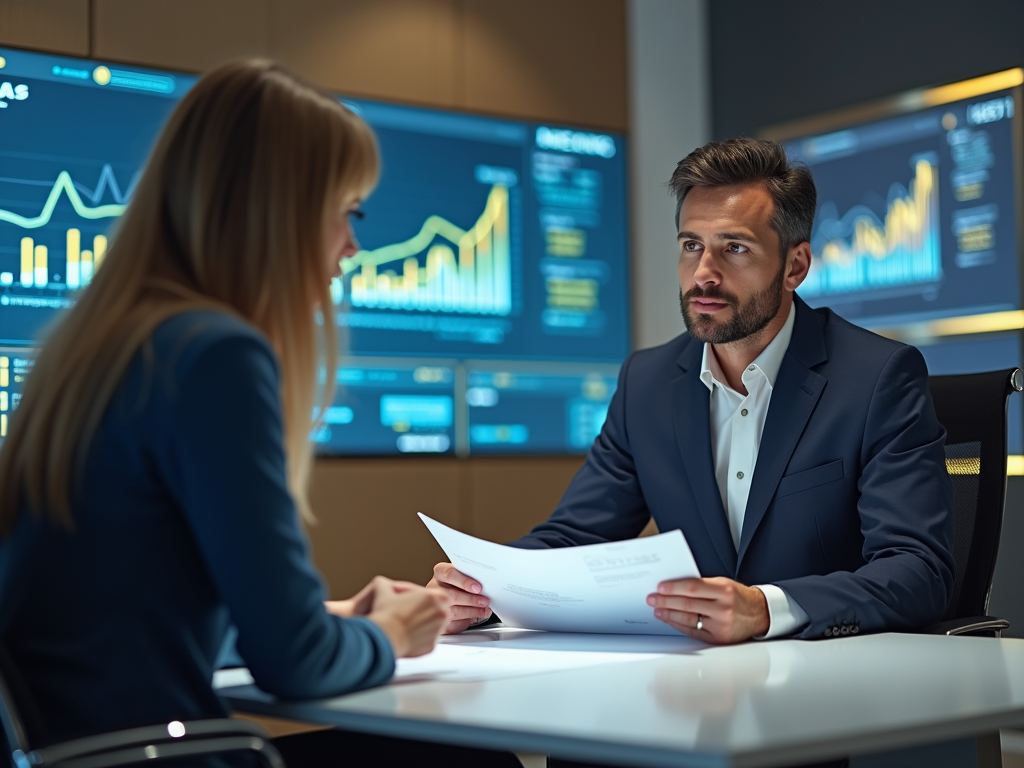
top-left (696, 615), bottom-right (704, 631)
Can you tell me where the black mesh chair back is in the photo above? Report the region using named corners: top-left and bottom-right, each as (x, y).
top-left (928, 367), bottom-right (1022, 625)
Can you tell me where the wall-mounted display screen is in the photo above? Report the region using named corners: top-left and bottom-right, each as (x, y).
top-left (0, 48), bottom-right (196, 346)
top-left (0, 347), bottom-right (29, 445)
top-left (0, 46), bottom-right (630, 456)
top-left (770, 70), bottom-right (1023, 330)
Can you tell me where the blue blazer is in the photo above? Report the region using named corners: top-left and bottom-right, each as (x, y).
top-left (514, 297), bottom-right (955, 639)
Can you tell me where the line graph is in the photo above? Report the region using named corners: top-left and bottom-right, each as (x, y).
top-left (803, 156), bottom-right (941, 297)
top-left (1, 167), bottom-right (126, 293)
top-left (0, 170), bottom-right (127, 229)
top-left (333, 184), bottom-right (512, 315)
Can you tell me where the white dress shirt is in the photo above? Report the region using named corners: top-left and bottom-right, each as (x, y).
top-left (698, 302), bottom-right (810, 638)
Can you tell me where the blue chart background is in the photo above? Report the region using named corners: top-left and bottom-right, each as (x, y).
top-left (0, 75), bottom-right (181, 345)
top-left (787, 94), bottom-right (1021, 327)
top-left (340, 109), bottom-right (630, 363)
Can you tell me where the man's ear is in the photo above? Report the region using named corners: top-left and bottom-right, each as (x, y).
top-left (785, 241), bottom-right (812, 290)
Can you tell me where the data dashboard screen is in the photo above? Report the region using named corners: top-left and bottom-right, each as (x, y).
top-left (778, 71), bottom-right (1023, 329)
top-left (0, 46), bottom-right (630, 456)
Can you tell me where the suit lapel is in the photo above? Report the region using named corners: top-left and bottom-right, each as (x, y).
top-left (737, 298), bottom-right (828, 567)
top-left (672, 341), bottom-right (738, 575)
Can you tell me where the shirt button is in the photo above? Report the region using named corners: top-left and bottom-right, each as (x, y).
top-left (741, 409), bottom-right (748, 416)
top-left (736, 471), bottom-right (744, 480)
top-left (748, 365), bottom-right (755, 371)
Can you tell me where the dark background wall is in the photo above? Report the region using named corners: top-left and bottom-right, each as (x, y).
top-left (709, 0), bottom-right (1024, 636)
top-left (709, 0), bottom-right (1024, 140)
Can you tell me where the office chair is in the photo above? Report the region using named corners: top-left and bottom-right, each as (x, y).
top-left (0, 649), bottom-right (285, 768)
top-left (925, 367), bottom-right (1022, 638)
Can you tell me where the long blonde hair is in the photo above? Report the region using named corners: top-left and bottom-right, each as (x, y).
top-left (0, 59), bottom-right (378, 534)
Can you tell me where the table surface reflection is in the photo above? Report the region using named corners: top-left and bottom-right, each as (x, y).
top-left (220, 630), bottom-right (1024, 767)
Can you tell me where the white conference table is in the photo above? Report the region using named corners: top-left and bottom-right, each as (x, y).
top-left (216, 628), bottom-right (1024, 767)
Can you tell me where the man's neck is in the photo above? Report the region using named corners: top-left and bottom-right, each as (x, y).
top-left (711, 296), bottom-right (794, 394)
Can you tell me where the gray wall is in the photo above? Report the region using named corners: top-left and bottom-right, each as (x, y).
top-left (708, 0), bottom-right (1024, 635)
top-left (627, 0), bottom-right (710, 350)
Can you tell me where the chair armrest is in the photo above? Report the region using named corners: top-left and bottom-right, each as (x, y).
top-left (30, 718), bottom-right (283, 768)
top-left (924, 615), bottom-right (1011, 637)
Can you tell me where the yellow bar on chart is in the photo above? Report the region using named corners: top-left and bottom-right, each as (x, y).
top-left (66, 228), bottom-right (81, 288)
top-left (80, 250), bottom-right (94, 284)
top-left (1, 414), bottom-right (6, 438)
top-left (20, 237), bottom-right (33, 287)
top-left (34, 245), bottom-right (48, 287)
top-left (0, 392), bottom-right (7, 411)
top-left (0, 357), bottom-right (7, 388)
top-left (93, 234), bottom-right (108, 269)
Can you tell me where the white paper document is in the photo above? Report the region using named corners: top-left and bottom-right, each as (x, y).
top-left (419, 514), bottom-right (701, 635)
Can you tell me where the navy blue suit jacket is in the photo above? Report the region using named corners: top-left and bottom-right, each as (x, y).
top-left (514, 297), bottom-right (955, 639)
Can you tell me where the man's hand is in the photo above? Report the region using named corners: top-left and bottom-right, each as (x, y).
top-left (428, 562), bottom-right (492, 634)
top-left (646, 577), bottom-right (769, 644)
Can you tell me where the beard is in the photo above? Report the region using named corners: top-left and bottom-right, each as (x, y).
top-left (679, 262), bottom-right (786, 345)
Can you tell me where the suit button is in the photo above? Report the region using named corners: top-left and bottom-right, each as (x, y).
top-left (824, 627), bottom-right (832, 637)
top-left (851, 625), bottom-right (859, 634)
top-left (840, 625), bottom-right (850, 635)
top-left (832, 626), bottom-right (840, 636)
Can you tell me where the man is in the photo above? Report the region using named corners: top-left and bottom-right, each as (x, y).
top-left (431, 138), bottom-right (954, 644)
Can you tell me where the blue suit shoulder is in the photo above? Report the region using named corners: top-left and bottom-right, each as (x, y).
top-left (149, 310), bottom-right (277, 385)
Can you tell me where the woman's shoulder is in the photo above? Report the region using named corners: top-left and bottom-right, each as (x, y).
top-left (150, 309), bottom-right (278, 384)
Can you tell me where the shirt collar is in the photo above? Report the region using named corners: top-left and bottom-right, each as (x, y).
top-left (699, 300), bottom-right (796, 394)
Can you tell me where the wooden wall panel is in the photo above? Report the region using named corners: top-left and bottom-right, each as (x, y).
top-left (466, 456), bottom-right (585, 544)
top-left (93, 0), bottom-right (270, 72)
top-left (460, 0), bottom-right (628, 130)
top-left (268, 0), bottom-right (457, 107)
top-left (0, 0), bottom-right (88, 55)
top-left (306, 457), bottom-right (462, 598)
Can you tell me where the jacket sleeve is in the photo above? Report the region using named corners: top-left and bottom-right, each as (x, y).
top-left (510, 353), bottom-right (653, 549)
top-left (158, 332), bottom-right (395, 698)
top-left (776, 344), bottom-right (956, 637)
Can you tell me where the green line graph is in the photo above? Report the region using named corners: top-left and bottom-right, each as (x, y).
top-left (0, 171), bottom-right (126, 229)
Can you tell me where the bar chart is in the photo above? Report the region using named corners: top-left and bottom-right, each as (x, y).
top-left (335, 184), bottom-right (512, 315)
top-left (802, 156), bottom-right (942, 298)
top-left (1, 169), bottom-right (122, 291)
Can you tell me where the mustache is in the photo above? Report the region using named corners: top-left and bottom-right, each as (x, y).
top-left (682, 285), bottom-right (738, 305)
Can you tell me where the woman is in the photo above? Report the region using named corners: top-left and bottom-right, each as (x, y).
top-left (0, 60), bottom-right (520, 766)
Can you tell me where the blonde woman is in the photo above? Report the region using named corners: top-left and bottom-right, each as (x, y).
top-left (0, 60), bottom-right (528, 767)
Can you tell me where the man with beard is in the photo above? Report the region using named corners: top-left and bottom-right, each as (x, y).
top-left (431, 138), bottom-right (954, 645)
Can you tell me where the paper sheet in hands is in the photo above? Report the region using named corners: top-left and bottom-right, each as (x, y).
top-left (419, 514), bottom-right (701, 635)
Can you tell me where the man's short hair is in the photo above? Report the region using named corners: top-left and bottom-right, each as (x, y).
top-left (669, 138), bottom-right (817, 256)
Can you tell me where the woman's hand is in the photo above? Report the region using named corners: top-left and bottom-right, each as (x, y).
top-left (349, 576), bottom-right (449, 658)
top-left (325, 577), bottom-right (423, 619)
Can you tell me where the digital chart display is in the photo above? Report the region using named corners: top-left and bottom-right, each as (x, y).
top-left (0, 50), bottom-right (195, 346)
top-left (0, 46), bottom-right (630, 456)
top-left (332, 99), bottom-right (630, 363)
top-left (782, 78), bottom-right (1022, 328)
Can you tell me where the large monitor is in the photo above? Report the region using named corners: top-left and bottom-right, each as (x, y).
top-left (767, 69), bottom-right (1024, 331)
top-left (0, 46), bottom-right (631, 456)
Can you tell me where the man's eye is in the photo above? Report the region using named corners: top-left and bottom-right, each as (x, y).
top-left (727, 243), bottom-right (747, 253)
top-left (682, 241), bottom-right (702, 252)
